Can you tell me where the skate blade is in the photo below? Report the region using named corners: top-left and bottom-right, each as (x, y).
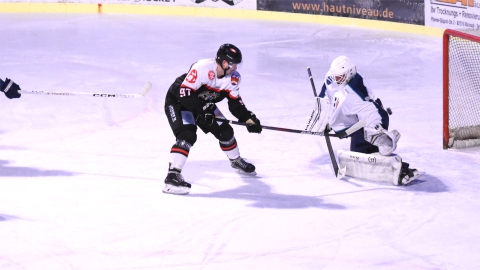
top-left (234, 169), bottom-right (257, 176)
top-left (162, 184), bottom-right (190, 195)
top-left (402, 171), bottom-right (425, 185)
top-left (410, 171), bottom-right (425, 181)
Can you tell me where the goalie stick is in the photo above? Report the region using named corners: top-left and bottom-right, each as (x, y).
top-left (21, 81), bottom-right (152, 98)
top-left (324, 124), bottom-right (341, 178)
top-left (214, 117), bottom-right (364, 138)
top-left (306, 67), bottom-right (357, 178)
top-left (306, 67), bottom-right (340, 177)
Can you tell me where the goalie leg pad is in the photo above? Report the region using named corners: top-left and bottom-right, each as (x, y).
top-left (337, 150), bottom-right (402, 185)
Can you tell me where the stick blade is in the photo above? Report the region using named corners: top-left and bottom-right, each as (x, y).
top-left (336, 166), bottom-right (347, 179)
top-left (140, 81), bottom-right (152, 96)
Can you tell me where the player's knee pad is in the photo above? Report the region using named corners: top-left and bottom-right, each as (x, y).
top-left (212, 123), bottom-right (234, 142)
top-left (175, 126), bottom-right (197, 146)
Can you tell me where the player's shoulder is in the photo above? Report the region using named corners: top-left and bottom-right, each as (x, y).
top-left (350, 72), bottom-right (364, 83)
top-left (228, 70), bottom-right (241, 88)
top-left (348, 73), bottom-right (368, 88)
top-left (346, 73), bottom-right (371, 100)
top-left (192, 58), bottom-right (217, 77)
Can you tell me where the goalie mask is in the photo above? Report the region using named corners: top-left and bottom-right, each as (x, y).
top-left (328, 55), bottom-right (357, 87)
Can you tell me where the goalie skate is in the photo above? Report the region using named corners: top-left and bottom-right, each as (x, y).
top-left (397, 162), bottom-right (425, 186)
top-left (230, 157), bottom-right (257, 176)
top-left (163, 170), bottom-right (191, 195)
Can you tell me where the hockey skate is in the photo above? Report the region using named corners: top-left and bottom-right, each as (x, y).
top-left (397, 162), bottom-right (424, 186)
top-left (230, 157), bottom-right (256, 176)
top-left (163, 169), bottom-right (191, 195)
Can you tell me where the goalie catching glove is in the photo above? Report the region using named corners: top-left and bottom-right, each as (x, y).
top-left (0, 78), bottom-right (22, 99)
top-left (364, 124), bottom-right (401, 156)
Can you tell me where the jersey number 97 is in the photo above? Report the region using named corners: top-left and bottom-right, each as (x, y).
top-left (180, 88), bottom-right (191, 97)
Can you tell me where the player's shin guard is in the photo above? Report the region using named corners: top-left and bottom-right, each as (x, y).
top-left (337, 150), bottom-right (402, 185)
top-left (220, 136), bottom-right (256, 175)
top-left (169, 139), bottom-right (192, 171)
top-left (219, 136), bottom-right (240, 160)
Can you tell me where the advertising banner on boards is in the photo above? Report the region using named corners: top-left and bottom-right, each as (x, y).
top-left (0, 0), bottom-right (256, 10)
top-left (257, 0), bottom-right (424, 25)
top-left (426, 0), bottom-right (480, 29)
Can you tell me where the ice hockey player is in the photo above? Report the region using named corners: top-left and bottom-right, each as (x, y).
top-left (305, 55), bottom-right (422, 185)
top-left (163, 44), bottom-right (262, 195)
top-left (0, 78), bottom-right (22, 99)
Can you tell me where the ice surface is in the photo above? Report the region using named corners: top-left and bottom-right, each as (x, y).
top-left (0, 13), bottom-right (479, 270)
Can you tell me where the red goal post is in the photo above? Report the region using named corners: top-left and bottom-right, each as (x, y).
top-left (443, 29), bottom-right (480, 149)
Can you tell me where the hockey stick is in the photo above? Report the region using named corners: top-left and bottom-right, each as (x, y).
top-left (304, 67), bottom-right (321, 132)
top-left (323, 124), bottom-right (340, 177)
top-left (306, 67), bottom-right (355, 178)
top-left (214, 117), bottom-right (364, 138)
top-left (21, 81), bottom-right (152, 98)
top-left (307, 67), bottom-right (317, 97)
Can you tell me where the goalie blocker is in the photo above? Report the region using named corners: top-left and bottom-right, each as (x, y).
top-left (337, 150), bottom-right (424, 186)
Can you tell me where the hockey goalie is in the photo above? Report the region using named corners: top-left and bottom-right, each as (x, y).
top-left (305, 56), bottom-right (423, 185)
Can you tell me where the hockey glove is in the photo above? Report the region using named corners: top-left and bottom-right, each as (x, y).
top-left (1, 78), bottom-right (21, 99)
top-left (196, 103), bottom-right (216, 126)
top-left (200, 113), bottom-right (215, 126)
top-left (246, 114), bottom-right (262, 134)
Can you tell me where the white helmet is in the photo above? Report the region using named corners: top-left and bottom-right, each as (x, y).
top-left (328, 55), bottom-right (357, 87)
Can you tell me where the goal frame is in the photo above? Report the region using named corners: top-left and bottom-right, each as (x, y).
top-left (443, 29), bottom-right (480, 149)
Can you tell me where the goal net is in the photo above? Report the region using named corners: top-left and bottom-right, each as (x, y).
top-left (443, 29), bottom-right (480, 149)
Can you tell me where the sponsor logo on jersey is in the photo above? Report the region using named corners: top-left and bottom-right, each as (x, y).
top-left (198, 91), bottom-right (220, 101)
top-left (169, 105), bottom-right (176, 122)
top-left (231, 70), bottom-right (241, 85)
top-left (208, 70), bottom-right (215, 80)
top-left (186, 69), bottom-right (198, 83)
